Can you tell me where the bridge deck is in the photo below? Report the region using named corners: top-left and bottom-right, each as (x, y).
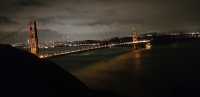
top-left (39, 40), bottom-right (151, 59)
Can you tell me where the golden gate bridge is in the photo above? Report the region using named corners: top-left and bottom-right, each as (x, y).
top-left (28, 20), bottom-right (151, 59)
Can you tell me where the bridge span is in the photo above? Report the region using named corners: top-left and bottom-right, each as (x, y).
top-left (39, 40), bottom-right (151, 59)
top-left (25, 20), bottom-right (151, 59)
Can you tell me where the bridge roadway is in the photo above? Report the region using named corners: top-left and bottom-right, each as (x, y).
top-left (39, 40), bottom-right (151, 59)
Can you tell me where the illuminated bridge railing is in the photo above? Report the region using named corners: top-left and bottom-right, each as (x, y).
top-left (39, 40), bottom-right (151, 59)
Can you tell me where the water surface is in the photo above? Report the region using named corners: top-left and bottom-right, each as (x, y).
top-left (50, 42), bottom-right (200, 97)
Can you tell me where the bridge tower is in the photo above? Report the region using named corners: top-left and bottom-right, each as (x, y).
top-left (28, 20), bottom-right (39, 55)
top-left (132, 31), bottom-right (139, 49)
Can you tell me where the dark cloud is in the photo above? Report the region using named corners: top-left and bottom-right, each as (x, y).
top-left (14, 0), bottom-right (44, 6)
top-left (0, 16), bottom-right (17, 24)
top-left (1, 0), bottom-right (200, 43)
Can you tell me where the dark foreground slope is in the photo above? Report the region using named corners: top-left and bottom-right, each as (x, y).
top-left (0, 45), bottom-right (121, 97)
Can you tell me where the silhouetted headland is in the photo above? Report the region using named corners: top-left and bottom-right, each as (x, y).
top-left (0, 44), bottom-right (123, 97)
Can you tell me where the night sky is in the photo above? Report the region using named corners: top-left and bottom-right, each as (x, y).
top-left (0, 0), bottom-right (200, 43)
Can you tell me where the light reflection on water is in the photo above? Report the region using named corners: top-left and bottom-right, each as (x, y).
top-left (131, 49), bottom-right (143, 74)
top-left (73, 48), bottom-right (147, 97)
